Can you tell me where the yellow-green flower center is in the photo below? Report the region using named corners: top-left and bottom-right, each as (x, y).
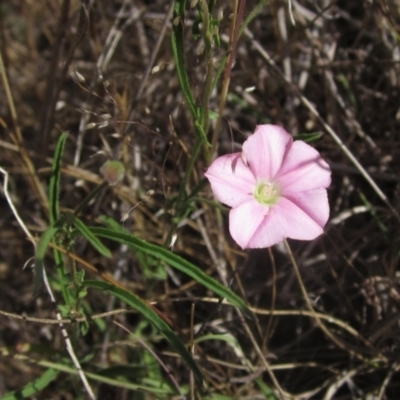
top-left (254, 181), bottom-right (280, 206)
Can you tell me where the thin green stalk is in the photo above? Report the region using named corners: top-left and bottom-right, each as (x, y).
top-left (238, 0), bottom-right (269, 37)
top-left (164, 138), bottom-right (203, 247)
top-left (198, 0), bottom-right (214, 140)
top-left (210, 0), bottom-right (270, 161)
top-left (73, 181), bottom-right (108, 216)
top-left (171, 0), bottom-right (197, 120)
top-left (54, 249), bottom-right (72, 306)
top-left (210, 0), bottom-right (246, 161)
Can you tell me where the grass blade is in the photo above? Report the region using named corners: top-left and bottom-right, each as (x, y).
top-left (90, 223), bottom-right (255, 320)
top-left (49, 132), bottom-right (68, 224)
top-left (171, 0), bottom-right (197, 119)
top-left (295, 131), bottom-right (323, 143)
top-left (34, 224), bottom-right (60, 295)
top-left (83, 279), bottom-right (203, 386)
top-left (1, 368), bottom-right (59, 399)
top-left (69, 214), bottom-right (112, 258)
top-left (17, 357), bottom-right (180, 395)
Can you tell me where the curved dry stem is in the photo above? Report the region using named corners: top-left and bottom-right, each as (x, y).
top-left (284, 239), bottom-right (386, 365)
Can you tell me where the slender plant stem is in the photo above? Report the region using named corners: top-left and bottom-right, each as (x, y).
top-left (263, 247), bottom-right (277, 349)
top-left (210, 0), bottom-right (247, 161)
top-left (164, 138), bottom-right (203, 248)
top-left (199, 0), bottom-right (213, 140)
top-left (284, 239), bottom-right (379, 364)
top-left (74, 181), bottom-right (109, 216)
top-left (237, 310), bottom-right (288, 400)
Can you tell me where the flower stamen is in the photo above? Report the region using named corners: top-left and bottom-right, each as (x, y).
top-left (254, 182), bottom-right (280, 206)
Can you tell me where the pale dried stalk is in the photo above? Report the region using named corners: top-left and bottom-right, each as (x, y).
top-left (284, 239), bottom-right (385, 365)
top-left (0, 51), bottom-right (48, 209)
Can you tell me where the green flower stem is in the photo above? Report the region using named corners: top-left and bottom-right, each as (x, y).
top-left (164, 138), bottom-right (203, 248)
top-left (198, 0), bottom-right (214, 142)
top-left (210, 0), bottom-right (272, 162)
top-left (210, 0), bottom-right (247, 161)
top-left (54, 249), bottom-right (72, 307)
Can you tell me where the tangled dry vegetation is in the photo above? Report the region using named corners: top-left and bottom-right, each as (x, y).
top-left (1, 0), bottom-right (400, 399)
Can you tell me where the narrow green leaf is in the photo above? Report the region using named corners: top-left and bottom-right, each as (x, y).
top-left (90, 224), bottom-right (255, 320)
top-left (53, 246), bottom-right (72, 306)
top-left (238, 0), bottom-right (269, 38)
top-left (358, 191), bottom-right (388, 234)
top-left (34, 224), bottom-right (60, 295)
top-left (337, 73), bottom-right (357, 109)
top-left (255, 379), bottom-right (279, 399)
top-left (99, 216), bottom-right (167, 279)
top-left (49, 132), bottom-right (68, 224)
top-left (13, 357), bottom-right (178, 395)
top-left (207, 395), bottom-right (237, 400)
top-left (211, 54), bottom-right (228, 92)
top-left (69, 214), bottom-right (112, 258)
top-left (295, 131), bottom-right (323, 143)
top-left (171, 0), bottom-right (197, 119)
top-left (195, 333), bottom-right (241, 347)
top-left (1, 368), bottom-right (58, 399)
top-left (83, 279), bottom-right (203, 386)
top-left (195, 120), bottom-right (211, 146)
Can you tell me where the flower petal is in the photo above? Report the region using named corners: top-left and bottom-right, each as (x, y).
top-left (276, 140), bottom-right (331, 194)
top-left (242, 214), bottom-right (287, 249)
top-left (274, 197), bottom-right (325, 240)
top-left (242, 125), bottom-right (293, 180)
top-left (205, 153), bottom-right (256, 208)
top-left (239, 194), bottom-right (327, 249)
top-left (283, 188), bottom-right (329, 228)
top-left (229, 200), bottom-right (271, 249)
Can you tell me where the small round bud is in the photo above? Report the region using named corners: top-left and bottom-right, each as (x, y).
top-left (100, 160), bottom-right (125, 186)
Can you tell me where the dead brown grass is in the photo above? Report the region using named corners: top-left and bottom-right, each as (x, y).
top-left (1, 0), bottom-right (400, 399)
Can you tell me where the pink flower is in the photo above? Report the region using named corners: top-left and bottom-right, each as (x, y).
top-left (205, 125), bottom-right (331, 249)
